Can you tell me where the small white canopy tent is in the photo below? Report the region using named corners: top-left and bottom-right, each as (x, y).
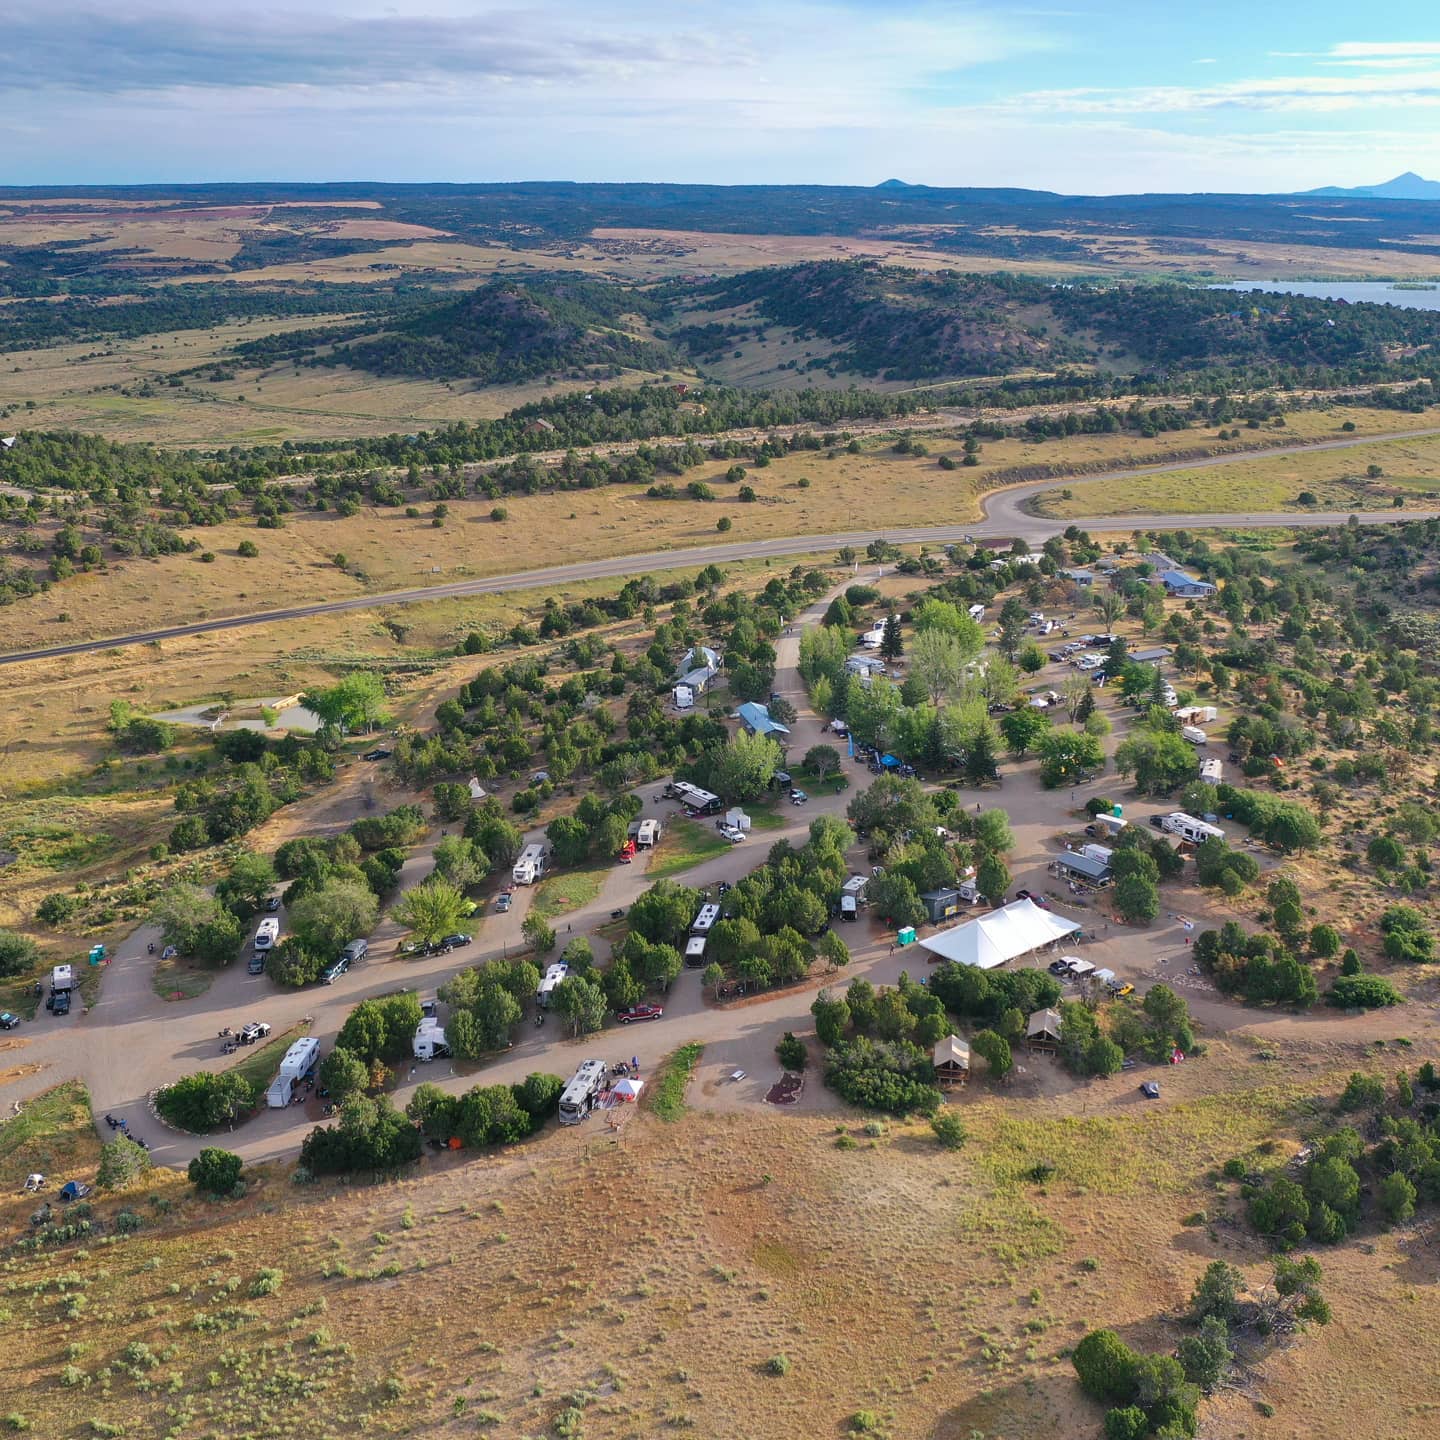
top-left (612, 1077), bottom-right (644, 1102)
top-left (916, 899), bottom-right (1080, 970)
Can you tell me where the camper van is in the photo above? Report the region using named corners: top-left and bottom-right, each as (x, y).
top-left (535, 962), bottom-right (570, 1008)
top-left (412, 1019), bottom-right (450, 1062)
top-left (691, 903), bottom-right (721, 936)
top-left (1159, 812), bottom-right (1225, 845)
top-left (666, 780), bottom-right (722, 815)
top-left (512, 843), bottom-right (547, 886)
top-left (266, 1036), bottom-right (320, 1108)
top-left (558, 1059), bottom-right (610, 1125)
top-left (253, 918), bottom-right (279, 951)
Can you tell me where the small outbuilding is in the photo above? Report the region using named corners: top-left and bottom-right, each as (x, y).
top-left (933, 1035), bottom-right (971, 1087)
top-left (919, 887), bottom-right (963, 924)
top-left (1158, 570), bottom-right (1217, 598)
top-left (736, 701), bottom-right (790, 738)
top-left (1026, 1008), bottom-right (1064, 1052)
top-left (1054, 850), bottom-right (1114, 888)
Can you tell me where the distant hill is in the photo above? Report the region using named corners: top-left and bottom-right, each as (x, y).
top-left (1304, 171), bottom-right (1440, 201)
top-left (665, 259), bottom-right (1440, 382)
top-left (875, 179), bottom-right (918, 189)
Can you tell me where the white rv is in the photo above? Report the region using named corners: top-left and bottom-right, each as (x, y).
top-left (636, 818), bottom-right (660, 848)
top-left (535, 961), bottom-right (570, 1008)
top-left (558, 1059), bottom-right (610, 1125)
top-left (513, 843), bottom-right (547, 885)
top-left (685, 936), bottom-right (708, 967)
top-left (1180, 725), bottom-right (1207, 746)
top-left (266, 1036), bottom-right (320, 1108)
top-left (253, 917), bottom-right (280, 951)
top-left (667, 780), bottom-right (721, 815)
top-left (1199, 757), bottom-right (1223, 784)
top-left (1160, 812), bottom-right (1225, 845)
top-left (412, 1019), bottom-right (450, 1062)
top-left (691, 903), bottom-right (721, 936)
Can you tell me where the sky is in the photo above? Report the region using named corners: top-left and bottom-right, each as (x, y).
top-left (2, 1), bottom-right (1440, 192)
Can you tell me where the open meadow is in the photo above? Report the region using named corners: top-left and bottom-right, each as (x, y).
top-left (0, 1040), bottom-right (1436, 1440)
top-left (1032, 430), bottom-right (1440, 519)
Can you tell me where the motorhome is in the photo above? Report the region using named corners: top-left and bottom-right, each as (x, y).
top-left (684, 936), bottom-right (708, 967)
top-left (558, 1059), bottom-right (610, 1125)
top-left (412, 1019), bottom-right (450, 1061)
top-left (50, 964), bottom-right (73, 993)
top-left (1160, 812), bottom-right (1225, 845)
top-left (666, 781), bottom-right (722, 815)
top-left (691, 903), bottom-right (721, 936)
top-left (266, 1036), bottom-right (320, 1108)
top-left (253, 918), bottom-right (279, 951)
top-left (512, 843), bottom-right (547, 885)
top-left (535, 962), bottom-right (570, 1008)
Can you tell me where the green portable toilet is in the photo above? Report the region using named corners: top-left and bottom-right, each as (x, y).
top-left (88, 944), bottom-right (106, 966)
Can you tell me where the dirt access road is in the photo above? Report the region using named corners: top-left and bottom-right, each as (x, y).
top-left (12, 574), bottom-right (1433, 1168)
top-left (4, 424), bottom-right (1439, 667)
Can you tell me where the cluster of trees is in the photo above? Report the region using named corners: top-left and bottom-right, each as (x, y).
top-left (155, 1070), bottom-right (257, 1132)
top-left (1215, 785), bottom-right (1323, 853)
top-left (1246, 1064), bottom-right (1440, 1245)
top-left (299, 1095), bottom-right (423, 1176)
top-left (1074, 1253), bottom-right (1331, 1439)
top-left (405, 1072), bottom-right (564, 1148)
top-left (437, 955), bottom-right (547, 1056)
top-left (166, 729), bottom-right (335, 853)
top-left (546, 792), bottom-right (645, 867)
top-left (320, 992), bottom-right (425, 1097)
top-left (107, 700), bottom-right (175, 755)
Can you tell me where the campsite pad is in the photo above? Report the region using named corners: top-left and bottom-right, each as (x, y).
top-left (765, 1073), bottom-right (804, 1106)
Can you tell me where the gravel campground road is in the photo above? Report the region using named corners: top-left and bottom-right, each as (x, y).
top-left (4, 424), bottom-right (1440, 667)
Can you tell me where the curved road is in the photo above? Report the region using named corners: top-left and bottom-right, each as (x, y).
top-left (4, 424), bottom-right (1440, 666)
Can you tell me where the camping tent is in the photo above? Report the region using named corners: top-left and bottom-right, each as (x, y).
top-left (613, 1077), bottom-right (644, 1102)
top-left (916, 899), bottom-right (1080, 970)
top-left (933, 1035), bottom-right (971, 1086)
top-left (880, 753), bottom-right (900, 769)
top-left (1026, 1008), bottom-right (1063, 1046)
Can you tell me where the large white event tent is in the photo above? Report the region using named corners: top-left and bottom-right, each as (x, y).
top-left (916, 899), bottom-right (1080, 970)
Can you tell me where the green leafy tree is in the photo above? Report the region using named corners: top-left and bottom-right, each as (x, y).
top-left (803, 744), bottom-right (842, 781)
top-left (289, 879), bottom-right (379, 955)
top-left (910, 627), bottom-right (966, 706)
top-left (318, 1046), bottom-right (371, 1102)
top-left (217, 852), bottom-right (278, 917)
top-left (432, 835), bottom-right (488, 890)
top-left (976, 851), bottom-right (1011, 907)
top-left (931, 1110), bottom-right (967, 1149)
top-left (97, 1135), bottom-right (152, 1190)
top-left (1114, 873), bottom-right (1160, 925)
top-left (970, 1029), bottom-right (1012, 1078)
top-left (711, 730), bottom-right (782, 802)
top-left (522, 912), bottom-right (557, 955)
top-left (303, 671), bottom-right (390, 733)
top-left (811, 989), bottom-right (851, 1047)
top-left (392, 876), bottom-right (468, 945)
top-left (156, 1071), bottom-right (257, 1132)
top-left (554, 975), bottom-right (607, 1036)
top-left (1114, 729), bottom-right (1195, 794)
top-left (1000, 706), bottom-right (1051, 759)
top-left (1037, 730), bottom-right (1104, 788)
top-left (879, 613), bottom-right (903, 661)
top-left (1191, 1260), bottom-right (1243, 1323)
top-left (0, 930), bottom-right (41, 979)
top-left (187, 1148), bottom-right (243, 1196)
top-left (1072, 1329), bottom-right (1138, 1405)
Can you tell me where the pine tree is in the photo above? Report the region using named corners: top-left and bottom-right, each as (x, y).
top-left (1076, 683), bottom-right (1096, 723)
top-left (880, 613), bottom-right (903, 660)
top-left (965, 728), bottom-right (1000, 784)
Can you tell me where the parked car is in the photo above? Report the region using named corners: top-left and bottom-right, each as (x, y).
top-left (239, 1021), bottom-right (272, 1044)
top-left (1108, 982), bottom-right (1135, 998)
top-left (616, 1004), bottom-right (664, 1024)
top-left (1048, 959), bottom-right (1073, 976)
top-left (494, 894), bottom-right (512, 913)
top-left (1139, 1081), bottom-right (1161, 1100)
top-left (362, 747), bottom-right (392, 761)
top-left (247, 952), bottom-right (267, 976)
top-left (321, 957), bottom-right (350, 985)
top-left (0, 1012), bottom-right (19, 1030)
top-left (264, 895), bottom-right (281, 913)
top-left (440, 933), bottom-right (473, 950)
top-left (789, 789), bottom-right (809, 806)
top-left (1014, 889), bottom-right (1050, 910)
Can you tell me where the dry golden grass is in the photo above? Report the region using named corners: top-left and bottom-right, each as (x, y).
top-left (1036, 427), bottom-right (1440, 518)
top-left (0, 1042), bottom-right (1434, 1440)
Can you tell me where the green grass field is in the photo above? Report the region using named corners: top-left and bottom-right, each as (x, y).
top-left (530, 865), bottom-right (609, 920)
top-left (648, 1042), bottom-right (703, 1121)
top-left (645, 819), bottom-right (732, 879)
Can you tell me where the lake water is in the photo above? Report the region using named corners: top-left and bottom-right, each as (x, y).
top-left (1208, 280), bottom-right (1440, 311)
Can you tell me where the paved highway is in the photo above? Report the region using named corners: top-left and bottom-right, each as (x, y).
top-left (5, 424), bottom-right (1440, 667)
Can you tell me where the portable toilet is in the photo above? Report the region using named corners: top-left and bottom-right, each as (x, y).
top-left (88, 944), bottom-right (106, 966)
top-left (897, 926), bottom-right (917, 947)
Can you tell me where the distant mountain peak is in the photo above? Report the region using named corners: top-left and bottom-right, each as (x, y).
top-left (875, 178), bottom-right (916, 189)
top-left (1303, 171), bottom-right (1440, 200)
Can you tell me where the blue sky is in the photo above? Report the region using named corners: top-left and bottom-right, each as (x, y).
top-left (1, 1), bottom-right (1438, 191)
